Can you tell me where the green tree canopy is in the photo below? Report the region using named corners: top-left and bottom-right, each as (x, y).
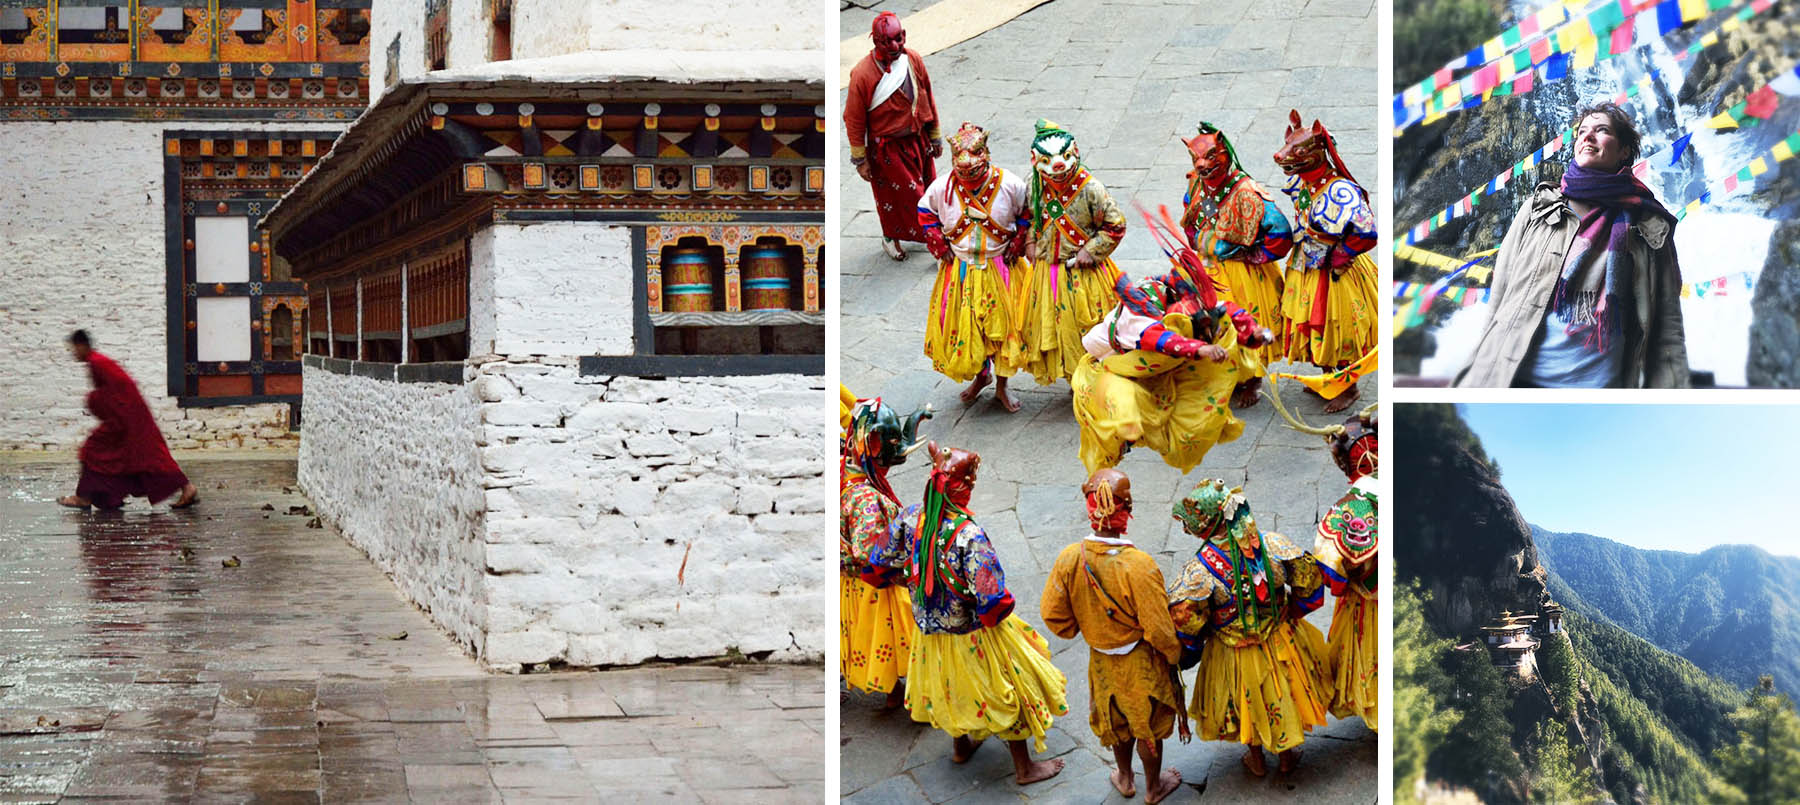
top-left (1716, 676), bottom-right (1800, 805)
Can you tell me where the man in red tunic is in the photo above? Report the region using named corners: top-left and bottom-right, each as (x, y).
top-left (845, 11), bottom-right (942, 262)
top-left (57, 330), bottom-right (199, 510)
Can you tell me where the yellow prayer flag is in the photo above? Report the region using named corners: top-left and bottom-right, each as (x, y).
top-left (1573, 42), bottom-right (1598, 71)
top-left (1681, 284), bottom-right (1692, 298)
top-left (1499, 59), bottom-right (1516, 82)
top-left (1750, 157), bottom-right (1769, 176)
top-left (1539, 6), bottom-right (1566, 28)
top-left (1723, 16), bottom-right (1741, 32)
top-left (1708, 111), bottom-right (1740, 129)
top-left (1774, 141), bottom-right (1795, 162)
top-left (1684, 199), bottom-right (1703, 215)
top-left (1680, 0), bottom-right (1706, 22)
top-left (1442, 84), bottom-right (1463, 107)
top-left (1484, 37), bottom-right (1505, 62)
top-left (1699, 31), bottom-right (1718, 48)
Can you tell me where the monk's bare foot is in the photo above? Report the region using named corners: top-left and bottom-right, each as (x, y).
top-left (879, 682), bottom-right (906, 713)
top-left (171, 483), bottom-right (200, 509)
top-left (1231, 378), bottom-right (1262, 409)
top-left (952, 735), bottom-right (984, 764)
top-left (994, 378), bottom-right (1022, 413)
top-left (1145, 769), bottom-right (1183, 804)
top-left (1277, 748), bottom-right (1302, 774)
top-left (57, 495), bottom-right (90, 509)
top-left (959, 367), bottom-right (993, 405)
top-left (883, 238), bottom-right (908, 261)
top-left (1110, 766), bottom-right (1137, 797)
top-left (1322, 385), bottom-right (1359, 414)
top-left (1014, 757), bottom-right (1064, 785)
top-left (1241, 747), bottom-right (1267, 777)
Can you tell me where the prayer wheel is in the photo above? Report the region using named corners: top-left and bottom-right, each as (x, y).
top-left (742, 246), bottom-right (792, 310)
top-left (664, 248), bottom-right (715, 312)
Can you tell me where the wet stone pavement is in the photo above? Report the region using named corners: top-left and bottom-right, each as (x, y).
top-left (0, 456), bottom-right (823, 802)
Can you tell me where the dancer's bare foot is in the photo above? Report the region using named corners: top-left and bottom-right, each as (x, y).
top-left (1232, 378), bottom-right (1263, 409)
top-left (1110, 766), bottom-right (1137, 797)
top-left (1145, 769), bottom-right (1183, 804)
top-left (57, 495), bottom-right (90, 509)
top-left (883, 238), bottom-right (908, 261)
top-left (1277, 748), bottom-right (1302, 774)
top-left (1007, 740), bottom-right (1063, 785)
top-left (879, 682), bottom-right (906, 713)
top-left (959, 366), bottom-right (993, 405)
top-left (1241, 747), bottom-right (1267, 777)
top-left (1015, 757), bottom-right (1064, 785)
top-left (1322, 385), bottom-right (1360, 414)
top-left (994, 376), bottom-right (1022, 413)
top-left (952, 735), bottom-right (984, 764)
top-left (170, 483), bottom-right (200, 509)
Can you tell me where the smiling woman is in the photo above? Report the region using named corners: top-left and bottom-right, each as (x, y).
top-left (1453, 101), bottom-right (1687, 389)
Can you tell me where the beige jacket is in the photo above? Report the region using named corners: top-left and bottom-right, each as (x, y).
top-left (1455, 182), bottom-right (1689, 388)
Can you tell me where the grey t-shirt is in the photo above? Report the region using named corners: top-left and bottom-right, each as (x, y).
top-left (1518, 308), bottom-right (1623, 387)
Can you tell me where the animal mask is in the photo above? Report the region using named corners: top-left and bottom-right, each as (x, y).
top-left (948, 122), bottom-right (992, 187)
top-left (1274, 109), bottom-right (1331, 175)
top-left (1184, 124), bottom-right (1236, 187)
top-left (1030, 119), bottom-right (1080, 183)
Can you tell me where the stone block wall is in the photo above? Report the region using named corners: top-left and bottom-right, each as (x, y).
top-left (0, 121), bottom-right (336, 452)
top-left (473, 356), bottom-right (828, 668)
top-left (297, 365), bottom-right (488, 653)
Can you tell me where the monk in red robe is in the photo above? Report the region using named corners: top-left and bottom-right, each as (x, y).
top-left (58, 330), bottom-right (198, 511)
top-left (845, 11), bottom-right (941, 261)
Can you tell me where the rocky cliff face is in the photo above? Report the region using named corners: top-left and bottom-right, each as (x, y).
top-left (1395, 405), bottom-right (1549, 637)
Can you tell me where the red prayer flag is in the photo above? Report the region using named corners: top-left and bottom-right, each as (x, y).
top-left (1434, 67), bottom-right (1453, 90)
top-left (1744, 85), bottom-right (1779, 120)
top-left (1632, 161), bottom-right (1650, 180)
top-left (1530, 38), bottom-right (1552, 64)
top-left (1513, 71), bottom-right (1535, 94)
top-left (1611, 16), bottom-right (1635, 54)
top-left (1521, 14), bottom-right (1542, 35)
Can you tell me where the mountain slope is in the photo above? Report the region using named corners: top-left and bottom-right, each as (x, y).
top-left (1535, 526), bottom-right (1800, 693)
top-left (1397, 404), bottom-right (1740, 804)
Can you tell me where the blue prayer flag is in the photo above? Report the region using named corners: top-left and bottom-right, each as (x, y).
top-left (1669, 132), bottom-right (1693, 165)
top-left (1657, 1), bottom-right (1681, 34)
top-left (1545, 52), bottom-right (1570, 80)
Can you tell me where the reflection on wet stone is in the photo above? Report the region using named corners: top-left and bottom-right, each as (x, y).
top-left (0, 459), bottom-right (823, 800)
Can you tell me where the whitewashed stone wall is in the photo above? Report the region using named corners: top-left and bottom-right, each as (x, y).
top-left (468, 223), bottom-right (634, 358)
top-left (0, 121), bottom-right (339, 452)
top-left (578, 0), bottom-right (821, 53)
top-left (297, 365), bottom-right (488, 653)
top-left (474, 357), bottom-right (828, 668)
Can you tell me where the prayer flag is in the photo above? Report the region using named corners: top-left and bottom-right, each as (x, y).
top-left (1681, 284), bottom-right (1692, 298)
top-left (1679, 0), bottom-right (1705, 23)
top-left (1464, 46), bottom-right (1486, 68)
top-left (1545, 52), bottom-right (1570, 80)
top-left (1521, 13), bottom-right (1542, 36)
top-left (1707, 109), bottom-right (1739, 129)
top-left (1708, 0), bottom-right (1731, 9)
top-left (1750, 157), bottom-right (1769, 177)
top-left (1774, 137), bottom-right (1796, 163)
top-left (1722, 15), bottom-right (1740, 32)
top-left (1434, 67), bottom-right (1453, 90)
top-left (1699, 31), bottom-right (1719, 49)
top-left (1611, 15), bottom-right (1636, 54)
top-left (1513, 50), bottom-right (1533, 73)
top-left (1724, 173), bottom-right (1739, 192)
top-left (1771, 66), bottom-right (1800, 97)
top-left (1736, 165), bottom-right (1754, 183)
top-left (1751, 0), bottom-right (1773, 11)
top-left (1513, 71), bottom-right (1535, 94)
top-left (1530, 38), bottom-right (1553, 64)
top-left (1538, 5), bottom-right (1566, 30)
top-left (1657, 0), bottom-right (1682, 33)
top-left (1632, 160), bottom-right (1651, 180)
top-left (1669, 132), bottom-right (1694, 164)
top-left (1684, 198), bottom-right (1703, 216)
top-left (1503, 26), bottom-right (1522, 47)
top-left (1546, 137), bottom-right (1562, 157)
top-left (1589, 2), bottom-right (1625, 36)
top-left (1573, 42), bottom-right (1598, 71)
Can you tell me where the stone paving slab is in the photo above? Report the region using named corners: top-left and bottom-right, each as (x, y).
top-left (0, 459), bottom-right (822, 802)
top-left (840, 0), bottom-right (1378, 801)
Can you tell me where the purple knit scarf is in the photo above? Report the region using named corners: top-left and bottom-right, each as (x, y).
top-left (1552, 163), bottom-right (1675, 351)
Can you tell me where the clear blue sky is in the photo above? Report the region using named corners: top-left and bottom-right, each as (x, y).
top-left (1454, 403), bottom-right (1800, 559)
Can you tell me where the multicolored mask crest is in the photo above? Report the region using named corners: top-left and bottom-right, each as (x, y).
top-left (947, 122), bottom-right (991, 185)
top-left (845, 398), bottom-right (932, 468)
top-left (870, 12), bottom-right (905, 62)
top-left (1184, 123), bottom-right (1237, 186)
top-left (1174, 479), bottom-right (1257, 552)
top-left (1029, 119), bottom-right (1080, 182)
top-left (927, 441), bottom-right (980, 507)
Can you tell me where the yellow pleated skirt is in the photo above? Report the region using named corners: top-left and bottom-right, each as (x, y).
top-left (924, 254), bottom-right (1030, 382)
top-left (1214, 257), bottom-right (1285, 375)
top-left (1189, 618), bottom-right (1331, 753)
top-left (840, 575), bottom-right (915, 695)
top-left (1279, 251), bottom-right (1378, 369)
top-left (1087, 643), bottom-right (1181, 747)
top-left (1011, 257), bottom-right (1122, 384)
top-left (905, 615), bottom-right (1069, 751)
top-left (1070, 315), bottom-right (1254, 474)
top-left (1326, 592), bottom-right (1378, 727)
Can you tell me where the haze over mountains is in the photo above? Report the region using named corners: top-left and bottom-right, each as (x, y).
top-left (1533, 526), bottom-right (1800, 695)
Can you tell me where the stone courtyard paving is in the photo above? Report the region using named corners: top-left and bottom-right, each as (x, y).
top-left (0, 456), bottom-right (822, 803)
top-left (840, 0), bottom-right (1376, 801)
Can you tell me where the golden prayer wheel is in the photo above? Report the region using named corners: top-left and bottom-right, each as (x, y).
top-left (742, 246), bottom-right (792, 311)
top-left (664, 248), bottom-right (715, 312)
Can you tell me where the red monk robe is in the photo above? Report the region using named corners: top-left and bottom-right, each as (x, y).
top-left (845, 46), bottom-right (941, 245)
top-left (72, 352), bottom-right (193, 510)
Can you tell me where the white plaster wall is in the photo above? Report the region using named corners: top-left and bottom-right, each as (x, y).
top-left (507, 0), bottom-right (591, 63)
top-left (367, 0), bottom-right (427, 106)
top-left (582, 0), bottom-right (821, 52)
top-left (474, 222), bottom-right (634, 357)
top-left (0, 121), bottom-right (341, 452)
top-left (473, 357), bottom-right (828, 668)
top-left (297, 365), bottom-right (488, 653)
